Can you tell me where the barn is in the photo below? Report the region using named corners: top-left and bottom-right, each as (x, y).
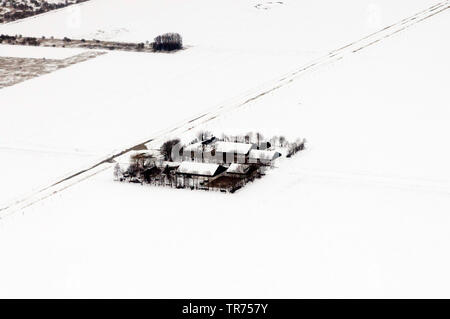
top-left (176, 162), bottom-right (227, 189)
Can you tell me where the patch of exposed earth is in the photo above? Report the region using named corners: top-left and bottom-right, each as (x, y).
top-left (0, 51), bottom-right (105, 88)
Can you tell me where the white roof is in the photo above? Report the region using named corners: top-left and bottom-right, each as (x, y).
top-left (214, 142), bottom-right (254, 154)
top-left (248, 150), bottom-right (281, 161)
top-left (162, 161), bottom-right (181, 168)
top-left (226, 164), bottom-right (250, 174)
top-left (183, 142), bottom-right (203, 152)
top-left (177, 162), bottom-right (221, 176)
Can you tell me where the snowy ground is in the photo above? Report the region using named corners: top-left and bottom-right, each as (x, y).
top-left (0, 0), bottom-right (442, 205)
top-left (0, 0), bottom-right (449, 297)
top-left (0, 147), bottom-right (99, 206)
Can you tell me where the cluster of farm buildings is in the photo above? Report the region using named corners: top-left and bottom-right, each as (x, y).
top-left (116, 135), bottom-right (305, 193)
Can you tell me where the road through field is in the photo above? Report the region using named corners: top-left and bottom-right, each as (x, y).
top-left (1, 0), bottom-right (448, 217)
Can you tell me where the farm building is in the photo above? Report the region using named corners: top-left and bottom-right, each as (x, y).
top-left (213, 142), bottom-right (255, 164)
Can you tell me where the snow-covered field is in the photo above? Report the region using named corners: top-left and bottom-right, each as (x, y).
top-left (0, 0), bottom-right (449, 297)
top-left (0, 147), bottom-right (99, 206)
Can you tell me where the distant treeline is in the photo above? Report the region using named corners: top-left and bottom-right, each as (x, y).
top-left (0, 32), bottom-right (184, 53)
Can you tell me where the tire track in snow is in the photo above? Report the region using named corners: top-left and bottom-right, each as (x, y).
top-left (275, 167), bottom-right (450, 195)
top-left (1, 1), bottom-right (449, 217)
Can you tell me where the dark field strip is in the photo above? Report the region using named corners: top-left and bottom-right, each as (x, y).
top-left (0, 51), bottom-right (105, 89)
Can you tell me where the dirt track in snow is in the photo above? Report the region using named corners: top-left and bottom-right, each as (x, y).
top-left (1, 1), bottom-right (449, 217)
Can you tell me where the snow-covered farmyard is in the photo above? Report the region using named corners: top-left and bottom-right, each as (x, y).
top-left (0, 0), bottom-right (449, 298)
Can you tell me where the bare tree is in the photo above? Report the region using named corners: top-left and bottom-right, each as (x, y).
top-left (197, 130), bottom-right (212, 142)
top-left (286, 138), bottom-right (306, 157)
top-left (160, 138), bottom-right (181, 161)
top-left (270, 136), bottom-right (279, 148)
top-left (245, 132), bottom-right (253, 144)
top-left (113, 163), bottom-right (123, 181)
top-left (255, 132), bottom-right (264, 146)
top-left (130, 153), bottom-right (149, 169)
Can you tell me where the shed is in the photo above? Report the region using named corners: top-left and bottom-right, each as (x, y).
top-left (176, 161), bottom-right (226, 189)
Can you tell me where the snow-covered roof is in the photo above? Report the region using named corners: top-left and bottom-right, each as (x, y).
top-left (214, 142), bottom-right (254, 154)
top-left (248, 150), bottom-right (281, 161)
top-left (162, 161), bottom-right (181, 168)
top-left (183, 142), bottom-right (203, 152)
top-left (176, 162), bottom-right (222, 176)
top-left (226, 164), bottom-right (250, 175)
